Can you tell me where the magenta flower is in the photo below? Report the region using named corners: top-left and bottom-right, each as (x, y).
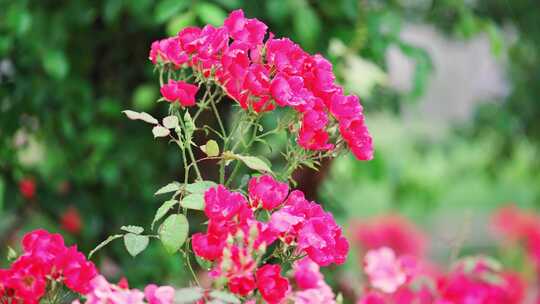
top-left (291, 257), bottom-right (336, 304)
top-left (1, 230), bottom-right (98, 303)
top-left (224, 10), bottom-right (267, 46)
top-left (248, 175), bottom-right (289, 210)
top-left (268, 190), bottom-right (349, 266)
top-left (55, 246), bottom-right (98, 294)
top-left (149, 37), bottom-right (188, 66)
top-left (160, 79), bottom-right (198, 107)
top-left (339, 117), bottom-right (373, 160)
top-left (228, 274), bottom-right (256, 296)
top-left (438, 257), bottom-right (526, 304)
top-left (256, 264), bottom-right (289, 304)
top-left (191, 232), bottom-right (226, 261)
top-left (204, 185), bottom-right (248, 221)
top-left (148, 9), bottom-right (374, 160)
top-left (270, 74), bottom-right (307, 107)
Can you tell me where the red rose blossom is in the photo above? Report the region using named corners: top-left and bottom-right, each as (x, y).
top-left (160, 79), bottom-right (199, 107)
top-left (256, 264), bottom-right (289, 303)
top-left (19, 178), bottom-right (36, 200)
top-left (61, 206), bottom-right (83, 235)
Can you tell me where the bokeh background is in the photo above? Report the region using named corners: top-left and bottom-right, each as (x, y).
top-left (1, 0), bottom-right (539, 301)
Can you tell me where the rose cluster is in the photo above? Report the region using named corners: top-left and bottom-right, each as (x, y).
top-left (359, 247), bottom-right (436, 304)
top-left (269, 189), bottom-right (349, 266)
top-left (290, 257), bottom-right (337, 304)
top-left (353, 214), bottom-right (533, 304)
top-left (149, 9), bottom-right (373, 160)
top-left (358, 247), bottom-right (526, 304)
top-left (191, 174), bottom-right (347, 302)
top-left (74, 275), bottom-right (175, 304)
top-left (0, 229), bottom-right (97, 303)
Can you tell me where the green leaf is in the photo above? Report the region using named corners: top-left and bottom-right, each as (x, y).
top-left (201, 139), bottom-right (219, 157)
top-left (120, 225), bottom-right (144, 234)
top-left (155, 182), bottom-right (182, 195)
top-left (123, 233), bottom-right (150, 257)
top-left (209, 290), bottom-right (240, 304)
top-left (482, 256), bottom-right (503, 271)
top-left (89, 234), bottom-right (123, 259)
top-left (163, 116), bottom-right (180, 129)
top-left (42, 50), bottom-right (69, 79)
top-left (174, 287), bottom-right (203, 303)
top-left (237, 155), bottom-right (272, 173)
top-left (152, 125), bottom-right (171, 138)
top-left (152, 199), bottom-right (178, 230)
top-left (155, 0), bottom-right (188, 23)
top-left (181, 193), bottom-right (204, 210)
top-left (195, 2), bottom-right (227, 26)
top-left (7, 247), bottom-right (18, 261)
top-left (159, 214), bottom-right (189, 254)
top-left (336, 293), bottom-right (344, 304)
top-left (122, 110), bottom-right (159, 124)
top-left (195, 254), bottom-right (212, 270)
top-left (185, 181), bottom-right (217, 194)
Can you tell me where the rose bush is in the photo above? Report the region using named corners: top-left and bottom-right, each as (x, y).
top-left (2, 8), bottom-right (371, 303)
top-left (2, 7), bottom-right (539, 304)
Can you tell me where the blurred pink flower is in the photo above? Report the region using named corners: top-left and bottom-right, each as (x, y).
top-left (364, 247), bottom-right (406, 293)
top-left (352, 214), bottom-right (428, 258)
top-left (144, 284), bottom-right (175, 304)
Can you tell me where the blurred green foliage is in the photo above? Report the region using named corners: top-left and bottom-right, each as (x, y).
top-left (322, 114), bottom-right (540, 221)
top-left (0, 0), bottom-right (539, 290)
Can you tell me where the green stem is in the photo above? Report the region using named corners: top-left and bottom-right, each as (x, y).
top-left (219, 161), bottom-right (226, 184)
top-left (177, 109), bottom-right (203, 181)
top-left (192, 88), bottom-right (211, 121)
top-left (186, 143), bottom-right (202, 180)
top-left (225, 117), bottom-right (260, 186)
top-left (210, 95), bottom-right (226, 138)
top-left (185, 242), bottom-right (201, 286)
top-left (208, 93), bottom-right (227, 184)
top-left (225, 161), bottom-right (241, 187)
top-left (159, 67), bottom-right (164, 87)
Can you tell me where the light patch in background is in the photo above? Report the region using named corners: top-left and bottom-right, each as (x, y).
top-left (387, 24), bottom-right (510, 129)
